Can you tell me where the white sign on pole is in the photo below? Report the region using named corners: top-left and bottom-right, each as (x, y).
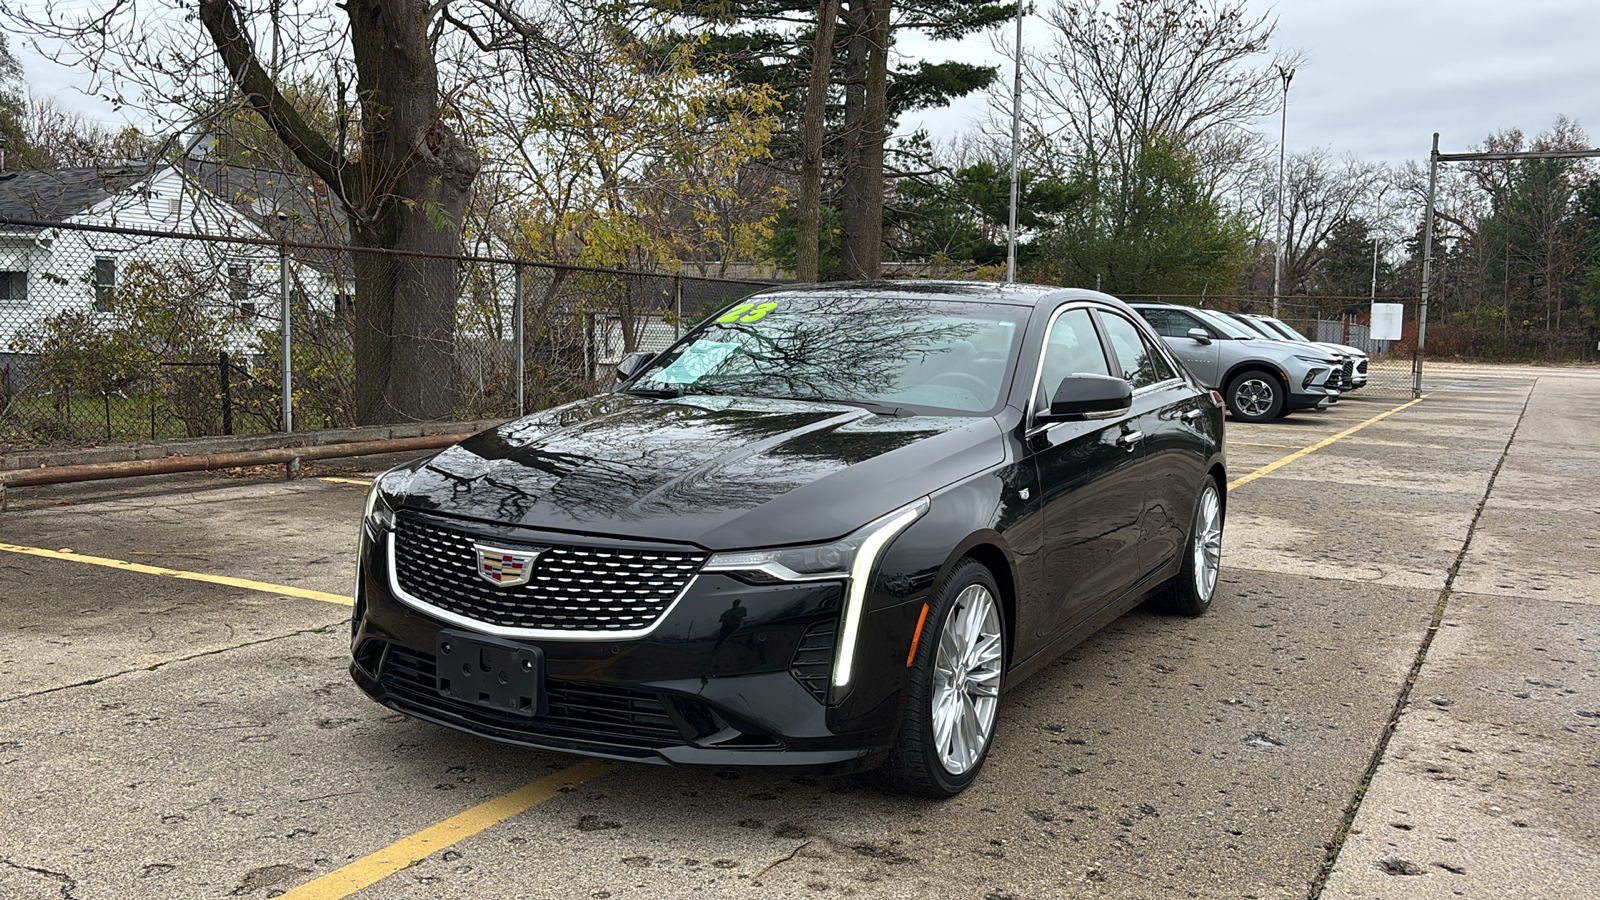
top-left (1370, 303), bottom-right (1404, 342)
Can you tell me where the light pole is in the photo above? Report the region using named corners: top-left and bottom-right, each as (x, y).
top-left (1006, 2), bottom-right (1025, 283)
top-left (1272, 65), bottom-right (1294, 317)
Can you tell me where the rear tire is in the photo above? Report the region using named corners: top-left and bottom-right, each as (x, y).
top-left (878, 559), bottom-right (1006, 798)
top-left (1225, 369), bottom-right (1284, 423)
top-left (1165, 476), bottom-right (1223, 616)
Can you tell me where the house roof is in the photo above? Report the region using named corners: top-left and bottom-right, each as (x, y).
top-left (176, 158), bottom-right (348, 241)
top-left (0, 166), bottom-right (154, 223)
top-left (0, 160), bottom-right (348, 241)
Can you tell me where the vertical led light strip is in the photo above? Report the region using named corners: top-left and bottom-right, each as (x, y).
top-left (831, 499), bottom-right (928, 691)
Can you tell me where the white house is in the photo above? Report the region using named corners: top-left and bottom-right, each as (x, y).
top-left (0, 160), bottom-right (351, 358)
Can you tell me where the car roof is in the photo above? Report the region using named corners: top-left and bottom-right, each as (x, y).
top-left (750, 280), bottom-right (1126, 309)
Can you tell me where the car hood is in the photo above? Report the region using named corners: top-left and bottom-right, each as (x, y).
top-left (1313, 341), bottom-right (1367, 358)
top-left (388, 393), bottom-right (1003, 550)
top-left (1236, 338), bottom-right (1331, 362)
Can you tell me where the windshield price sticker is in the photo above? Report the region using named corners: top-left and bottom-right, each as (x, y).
top-left (654, 340), bottom-right (741, 384)
top-left (716, 301), bottom-right (779, 324)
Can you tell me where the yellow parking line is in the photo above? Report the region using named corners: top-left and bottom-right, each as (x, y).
top-left (318, 477), bottom-right (372, 486)
top-left (1226, 441), bottom-right (1310, 449)
top-left (0, 542), bottom-right (353, 606)
top-left (278, 758), bottom-right (617, 900)
top-left (1228, 396), bottom-right (1427, 491)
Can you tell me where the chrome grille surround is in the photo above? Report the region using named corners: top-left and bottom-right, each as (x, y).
top-left (387, 515), bottom-right (705, 640)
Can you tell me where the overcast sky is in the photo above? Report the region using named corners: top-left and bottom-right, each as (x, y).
top-left (903, 0), bottom-right (1600, 168)
top-left (11, 0), bottom-right (1600, 169)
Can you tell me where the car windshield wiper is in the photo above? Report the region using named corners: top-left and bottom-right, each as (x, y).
top-left (764, 395), bottom-right (915, 417)
top-left (623, 385), bottom-right (736, 399)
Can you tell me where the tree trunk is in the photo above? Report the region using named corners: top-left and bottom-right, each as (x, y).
top-left (839, 0), bottom-right (889, 280)
top-left (796, 0), bottom-right (841, 283)
top-left (200, 0), bottom-right (479, 424)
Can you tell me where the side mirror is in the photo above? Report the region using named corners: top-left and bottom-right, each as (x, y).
top-left (1038, 373), bottom-right (1133, 422)
top-left (1186, 327), bottom-right (1212, 345)
top-left (615, 350), bottom-right (655, 382)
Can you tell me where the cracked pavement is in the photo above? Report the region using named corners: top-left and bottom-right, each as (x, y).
top-left (2, 369), bottom-right (1596, 898)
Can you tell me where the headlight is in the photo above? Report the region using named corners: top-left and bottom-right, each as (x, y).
top-left (362, 468), bottom-right (405, 531)
top-left (703, 498), bottom-right (930, 692)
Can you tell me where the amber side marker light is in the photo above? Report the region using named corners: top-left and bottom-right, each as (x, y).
top-left (905, 602), bottom-right (930, 667)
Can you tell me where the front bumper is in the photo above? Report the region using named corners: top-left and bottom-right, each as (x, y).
top-left (1286, 385), bottom-right (1337, 411)
top-left (349, 516), bottom-right (915, 772)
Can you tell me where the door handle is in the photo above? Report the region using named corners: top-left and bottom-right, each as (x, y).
top-left (1182, 409), bottom-right (1203, 422)
top-left (1116, 429), bottom-right (1144, 449)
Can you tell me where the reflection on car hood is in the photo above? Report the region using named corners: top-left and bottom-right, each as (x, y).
top-left (391, 394), bottom-right (1003, 550)
top-left (1313, 341), bottom-right (1368, 358)
top-left (1237, 338), bottom-right (1333, 362)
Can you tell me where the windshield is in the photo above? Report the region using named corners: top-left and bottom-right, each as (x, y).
top-left (629, 294), bottom-right (1026, 414)
top-left (1189, 308), bottom-right (1260, 340)
top-left (1257, 316), bottom-right (1309, 342)
top-left (1227, 315), bottom-right (1280, 339)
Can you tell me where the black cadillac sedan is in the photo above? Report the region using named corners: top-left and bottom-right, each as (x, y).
top-left (350, 282), bottom-right (1226, 797)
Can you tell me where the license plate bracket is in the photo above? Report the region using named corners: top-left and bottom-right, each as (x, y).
top-left (435, 630), bottom-right (547, 717)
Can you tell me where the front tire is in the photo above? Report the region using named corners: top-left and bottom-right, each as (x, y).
top-left (1225, 369), bottom-right (1284, 423)
top-left (1166, 476), bottom-right (1223, 616)
top-left (879, 559), bottom-right (1006, 798)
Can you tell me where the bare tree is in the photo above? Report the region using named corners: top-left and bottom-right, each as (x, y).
top-left (3, 0), bottom-right (591, 424)
top-left (1023, 0), bottom-right (1296, 191)
top-left (1244, 149), bottom-right (1387, 294)
top-left (13, 96), bottom-right (156, 168)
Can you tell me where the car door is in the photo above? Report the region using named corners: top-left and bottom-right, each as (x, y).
top-left (1095, 309), bottom-right (1209, 574)
top-left (1139, 307), bottom-right (1222, 388)
top-left (1024, 305), bottom-right (1148, 646)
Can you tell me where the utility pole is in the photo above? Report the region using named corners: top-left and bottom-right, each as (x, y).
top-left (1005, 2), bottom-right (1025, 283)
top-left (1371, 237), bottom-right (1380, 300)
top-left (1272, 65), bottom-right (1294, 318)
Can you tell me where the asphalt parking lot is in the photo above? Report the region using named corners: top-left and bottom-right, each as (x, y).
top-left (3, 363), bottom-right (1596, 899)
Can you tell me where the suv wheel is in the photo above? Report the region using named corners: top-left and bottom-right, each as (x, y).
top-left (1225, 369), bottom-right (1284, 423)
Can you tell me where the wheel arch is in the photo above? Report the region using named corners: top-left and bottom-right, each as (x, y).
top-left (1207, 462), bottom-right (1228, 522)
top-left (1220, 360), bottom-right (1287, 394)
top-left (942, 538), bottom-right (1017, 669)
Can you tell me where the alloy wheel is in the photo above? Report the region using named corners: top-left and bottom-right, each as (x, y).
top-left (931, 583), bottom-right (1004, 776)
top-left (1233, 379), bottom-right (1275, 417)
top-left (1192, 483), bottom-right (1222, 602)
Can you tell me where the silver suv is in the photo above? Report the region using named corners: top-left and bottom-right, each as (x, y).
top-left (1130, 303), bottom-right (1340, 423)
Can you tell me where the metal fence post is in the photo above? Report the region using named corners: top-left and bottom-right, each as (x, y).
top-left (279, 240), bottom-right (293, 432)
top-left (219, 350), bottom-right (233, 436)
top-left (1415, 133), bottom-right (1439, 399)
top-left (674, 275), bottom-right (683, 338)
top-left (514, 262), bottom-right (526, 417)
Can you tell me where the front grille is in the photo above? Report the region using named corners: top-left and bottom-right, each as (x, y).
top-left (380, 645), bottom-right (685, 749)
top-left (790, 620), bottom-right (837, 702)
top-left (1341, 360), bottom-right (1354, 385)
top-left (393, 516), bottom-right (705, 633)
top-left (1356, 359), bottom-right (1369, 375)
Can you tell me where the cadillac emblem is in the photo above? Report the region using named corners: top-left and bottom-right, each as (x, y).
top-left (473, 543), bottom-right (543, 588)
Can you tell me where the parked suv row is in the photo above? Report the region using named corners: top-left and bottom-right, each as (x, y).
top-left (1129, 302), bottom-right (1349, 423)
top-left (1222, 312), bottom-right (1370, 392)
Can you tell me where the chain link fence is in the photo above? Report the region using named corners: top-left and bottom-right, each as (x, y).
top-left (0, 218), bottom-right (777, 451)
top-left (1122, 295), bottom-right (1423, 397)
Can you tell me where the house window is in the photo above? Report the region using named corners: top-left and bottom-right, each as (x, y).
top-left (0, 271), bottom-right (25, 305)
top-left (228, 262), bottom-right (254, 317)
top-left (93, 257), bottom-right (116, 311)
